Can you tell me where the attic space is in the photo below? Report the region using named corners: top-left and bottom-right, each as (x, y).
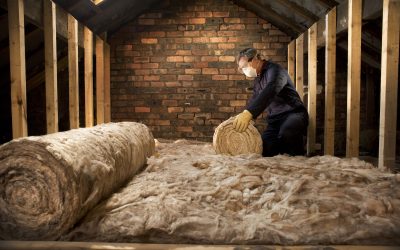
top-left (0, 0), bottom-right (400, 248)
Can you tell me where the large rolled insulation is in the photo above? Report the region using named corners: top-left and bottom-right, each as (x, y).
top-left (63, 140), bottom-right (400, 245)
top-left (0, 122), bottom-right (155, 240)
top-left (213, 117), bottom-right (262, 155)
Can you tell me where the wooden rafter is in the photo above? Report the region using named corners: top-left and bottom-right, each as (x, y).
top-left (275, 0), bottom-right (319, 23)
top-left (315, 0), bottom-right (338, 8)
top-left (235, 0), bottom-right (304, 37)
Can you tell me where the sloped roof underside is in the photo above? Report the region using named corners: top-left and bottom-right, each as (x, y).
top-left (51, 0), bottom-right (340, 38)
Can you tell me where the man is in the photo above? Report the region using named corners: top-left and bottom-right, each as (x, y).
top-left (233, 48), bottom-right (308, 157)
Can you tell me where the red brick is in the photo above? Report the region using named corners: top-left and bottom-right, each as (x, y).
top-left (213, 11), bottom-right (229, 17)
top-left (185, 68), bottom-right (201, 74)
top-left (185, 107), bottom-right (201, 112)
top-left (148, 31), bottom-right (166, 37)
top-left (212, 75), bottom-right (228, 80)
top-left (174, 37), bottom-right (192, 43)
top-left (202, 68), bottom-right (219, 74)
top-left (165, 82), bottom-right (182, 87)
top-left (144, 75), bottom-right (160, 81)
top-left (168, 107), bottom-right (184, 113)
top-left (135, 69), bottom-right (150, 75)
top-left (141, 38), bottom-right (158, 44)
top-left (230, 100), bottom-right (246, 107)
top-left (184, 56), bottom-right (196, 62)
top-left (229, 75), bottom-right (245, 80)
top-left (194, 62), bottom-right (209, 68)
top-left (162, 100), bottom-right (178, 106)
top-left (200, 31), bottom-right (217, 36)
top-left (218, 43), bottom-right (235, 49)
top-left (167, 31), bottom-right (184, 37)
top-left (135, 107), bottom-right (150, 112)
top-left (253, 43), bottom-right (270, 49)
top-left (178, 75), bottom-right (194, 81)
top-left (150, 82), bottom-right (165, 87)
top-left (219, 68), bottom-right (237, 74)
top-left (224, 18), bottom-right (240, 23)
top-left (192, 49), bottom-right (209, 55)
top-left (126, 63), bottom-right (141, 69)
top-left (154, 120), bottom-right (171, 126)
top-left (220, 24), bottom-right (246, 30)
top-left (219, 56), bottom-right (235, 62)
top-left (193, 37), bottom-right (209, 43)
top-left (196, 11), bottom-right (212, 17)
top-left (167, 56), bottom-right (184, 62)
top-left (177, 126), bottom-right (193, 132)
top-left (189, 18), bottom-right (206, 24)
top-left (201, 56), bottom-right (218, 62)
top-left (184, 31), bottom-right (200, 37)
top-left (142, 63), bottom-right (159, 69)
top-left (210, 37), bottom-right (227, 43)
top-left (134, 57), bottom-right (149, 63)
top-left (219, 107), bottom-right (235, 112)
top-left (176, 50), bottom-right (192, 55)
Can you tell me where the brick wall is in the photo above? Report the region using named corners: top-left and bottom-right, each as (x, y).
top-left (109, 0), bottom-right (290, 141)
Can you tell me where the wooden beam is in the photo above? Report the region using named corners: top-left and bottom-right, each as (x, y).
top-left (287, 40), bottom-right (295, 85)
top-left (104, 42), bottom-right (111, 123)
top-left (96, 35), bottom-right (105, 124)
top-left (324, 7), bottom-right (336, 156)
top-left (295, 34), bottom-right (304, 102)
top-left (276, 0), bottom-right (319, 23)
top-left (315, 0), bottom-right (338, 8)
top-left (68, 14), bottom-right (79, 129)
top-left (84, 26), bottom-right (94, 127)
top-left (44, 0), bottom-right (58, 134)
top-left (0, 0), bottom-right (84, 47)
top-left (346, 0), bottom-right (362, 158)
top-left (235, 0), bottom-right (302, 37)
top-left (378, 0), bottom-right (399, 170)
top-left (307, 23), bottom-right (317, 156)
top-left (8, 0), bottom-right (27, 138)
top-left (27, 56), bottom-right (69, 92)
top-left (0, 241), bottom-right (399, 250)
top-left (365, 67), bottom-right (375, 129)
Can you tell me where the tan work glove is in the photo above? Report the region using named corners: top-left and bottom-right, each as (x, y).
top-left (233, 110), bottom-right (253, 132)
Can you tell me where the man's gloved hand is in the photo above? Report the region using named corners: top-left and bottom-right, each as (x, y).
top-left (233, 110), bottom-right (253, 132)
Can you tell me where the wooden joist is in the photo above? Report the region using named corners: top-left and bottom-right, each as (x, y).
top-left (104, 42), bottom-right (111, 123)
top-left (346, 0), bottom-right (362, 158)
top-left (378, 0), bottom-right (399, 170)
top-left (307, 23), bottom-right (317, 156)
top-left (44, 0), bottom-right (58, 134)
top-left (96, 35), bottom-right (105, 125)
top-left (295, 34), bottom-right (304, 102)
top-left (287, 40), bottom-right (295, 85)
top-left (324, 7), bottom-right (336, 156)
top-left (84, 26), bottom-right (94, 127)
top-left (8, 0), bottom-right (28, 139)
top-left (68, 14), bottom-right (79, 129)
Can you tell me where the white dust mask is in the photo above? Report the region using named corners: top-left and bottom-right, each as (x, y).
top-left (242, 66), bottom-right (257, 78)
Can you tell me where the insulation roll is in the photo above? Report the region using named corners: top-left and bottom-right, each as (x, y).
top-left (213, 117), bottom-right (262, 155)
top-left (0, 122), bottom-right (155, 240)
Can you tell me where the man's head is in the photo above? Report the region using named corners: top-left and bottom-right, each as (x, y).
top-left (237, 48), bottom-right (262, 77)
